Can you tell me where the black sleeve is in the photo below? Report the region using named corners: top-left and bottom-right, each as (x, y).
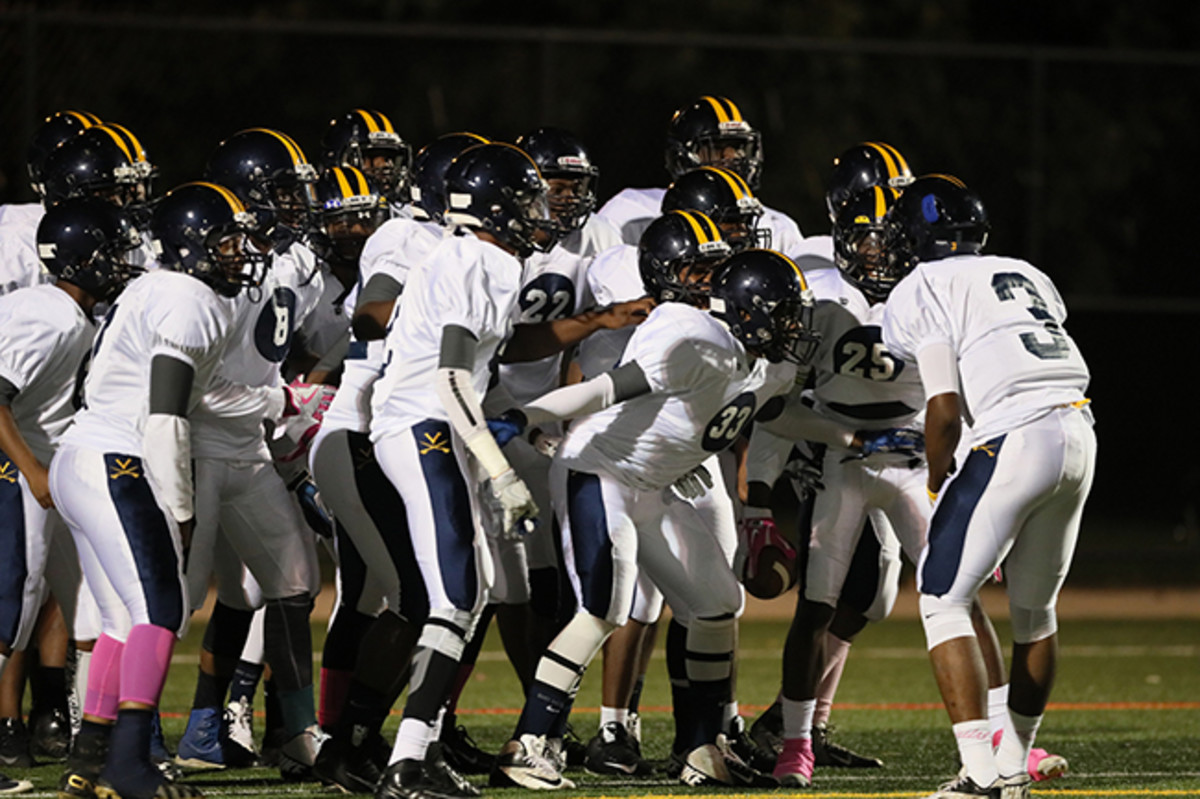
top-left (149, 354), bottom-right (195, 417)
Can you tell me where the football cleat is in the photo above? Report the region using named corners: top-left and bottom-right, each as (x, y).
top-left (748, 701), bottom-right (785, 758)
top-left (30, 705), bottom-right (72, 761)
top-left (174, 709), bottom-right (224, 770)
top-left (0, 719), bottom-right (31, 769)
top-left (489, 734), bottom-right (575, 790)
top-left (313, 734), bottom-right (382, 795)
top-left (923, 774), bottom-right (1002, 799)
top-left (678, 733), bottom-right (778, 788)
top-left (813, 722), bottom-right (883, 768)
top-left (437, 724), bottom-right (495, 775)
top-left (772, 736), bottom-right (814, 788)
top-left (1001, 773), bottom-right (1032, 799)
top-left (278, 724), bottom-right (329, 782)
top-left (220, 698), bottom-right (258, 768)
top-left (726, 714), bottom-right (778, 773)
top-left (0, 772), bottom-right (32, 795)
top-left (1028, 747), bottom-right (1068, 781)
top-left (376, 751), bottom-right (479, 799)
top-left (583, 721), bottom-right (654, 777)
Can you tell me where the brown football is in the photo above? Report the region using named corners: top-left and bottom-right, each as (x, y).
top-left (742, 544), bottom-right (798, 600)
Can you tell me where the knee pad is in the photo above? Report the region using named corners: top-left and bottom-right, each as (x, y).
top-left (918, 592), bottom-right (976, 650)
top-left (863, 556), bottom-right (901, 623)
top-left (416, 607), bottom-right (477, 661)
top-left (1009, 604), bottom-right (1058, 644)
top-left (685, 615), bottom-right (736, 683)
top-left (534, 612), bottom-right (615, 693)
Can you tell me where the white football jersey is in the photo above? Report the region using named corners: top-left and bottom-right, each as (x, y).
top-left (0, 203), bottom-right (49, 296)
top-left (190, 244), bottom-right (326, 460)
top-left (882, 253), bottom-right (1090, 443)
top-left (595, 187), bottom-right (665, 246)
top-left (556, 302), bottom-right (795, 490)
top-left (760, 205), bottom-right (806, 260)
top-left (324, 216), bottom-right (444, 434)
top-left (371, 234), bottom-right (523, 440)
top-left (0, 285), bottom-right (94, 461)
top-left (296, 266), bottom-right (349, 366)
top-left (794, 261), bottom-right (927, 433)
top-left (62, 270), bottom-right (231, 455)
top-left (498, 215), bottom-right (621, 404)
top-left (573, 243), bottom-right (645, 380)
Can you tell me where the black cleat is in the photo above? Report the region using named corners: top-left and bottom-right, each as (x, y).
top-left (812, 723), bottom-right (883, 768)
top-left (583, 722), bottom-right (654, 777)
top-left (0, 720), bottom-right (31, 769)
top-left (748, 701), bottom-right (784, 759)
top-left (437, 725), bottom-right (494, 776)
top-left (376, 749), bottom-right (480, 799)
top-left (30, 706), bottom-right (72, 761)
top-left (313, 735), bottom-right (382, 795)
top-left (726, 716), bottom-right (778, 774)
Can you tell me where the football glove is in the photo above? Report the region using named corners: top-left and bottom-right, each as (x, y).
top-left (851, 427), bottom-right (925, 460)
top-left (486, 409), bottom-right (528, 448)
top-left (274, 381), bottom-right (337, 463)
top-left (668, 463), bottom-right (713, 501)
top-left (783, 451), bottom-right (825, 501)
top-left (288, 472), bottom-right (334, 539)
top-left (738, 509), bottom-right (798, 581)
top-left (490, 467), bottom-right (538, 539)
top-left (530, 429), bottom-right (561, 459)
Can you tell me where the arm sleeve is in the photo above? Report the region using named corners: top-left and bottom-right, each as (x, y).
top-left (522, 361), bottom-right (650, 427)
top-left (143, 354), bottom-right (196, 524)
top-left (354, 273), bottom-right (405, 308)
top-left (434, 324), bottom-right (511, 479)
top-left (745, 424), bottom-right (798, 486)
top-left (758, 393), bottom-right (856, 450)
top-left (915, 341), bottom-right (961, 399)
top-left (0, 376), bottom-right (17, 408)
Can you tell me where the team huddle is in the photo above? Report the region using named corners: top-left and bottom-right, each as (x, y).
top-left (0, 96), bottom-right (1095, 799)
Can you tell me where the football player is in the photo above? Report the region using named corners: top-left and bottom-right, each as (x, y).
top-left (882, 176), bottom-right (1094, 799)
top-left (0, 198), bottom-right (142, 797)
top-left (47, 181), bottom-right (261, 799)
top-left (367, 142), bottom-right (554, 799)
top-left (488, 231), bottom-right (816, 791)
top-left (596, 95), bottom-right (804, 257)
top-left (173, 129), bottom-right (331, 777)
top-left (319, 109), bottom-right (413, 207)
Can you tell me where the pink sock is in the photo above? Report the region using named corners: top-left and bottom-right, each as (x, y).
top-left (814, 632), bottom-right (851, 727)
top-left (84, 634), bottom-right (125, 721)
top-left (120, 624), bottom-right (176, 707)
top-left (318, 668), bottom-right (352, 730)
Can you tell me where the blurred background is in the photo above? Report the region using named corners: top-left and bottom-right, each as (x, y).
top-left (2, 0), bottom-right (1197, 585)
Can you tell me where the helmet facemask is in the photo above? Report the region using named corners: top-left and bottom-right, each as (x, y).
top-left (690, 130), bottom-right (764, 189)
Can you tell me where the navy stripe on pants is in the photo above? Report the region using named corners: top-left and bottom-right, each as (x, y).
top-left (566, 470), bottom-right (615, 620)
top-left (411, 421), bottom-right (477, 611)
top-left (0, 449), bottom-right (27, 646)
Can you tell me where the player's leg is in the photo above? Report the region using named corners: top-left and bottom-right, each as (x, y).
top-left (491, 466), bottom-right (636, 791)
top-left (993, 410), bottom-right (1095, 787)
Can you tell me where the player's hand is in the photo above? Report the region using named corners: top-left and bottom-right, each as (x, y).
top-left (597, 297), bottom-right (655, 330)
top-left (283, 380), bottom-right (336, 421)
top-left (530, 428), bottom-right (561, 459)
top-left (783, 452), bottom-right (825, 501)
top-left (486, 409), bottom-right (527, 448)
top-left (738, 509), bottom-right (797, 580)
top-left (669, 463), bottom-right (713, 501)
top-left (27, 464), bottom-right (54, 509)
top-left (291, 473), bottom-right (334, 539)
top-left (491, 468), bottom-right (538, 539)
top-left (275, 381), bottom-right (337, 463)
top-left (850, 427), bottom-right (925, 460)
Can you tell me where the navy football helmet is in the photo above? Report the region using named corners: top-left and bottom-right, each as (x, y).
top-left (320, 108), bottom-right (413, 204)
top-left (662, 166), bottom-right (768, 252)
top-left (833, 185), bottom-right (907, 302)
top-left (204, 128), bottom-right (319, 238)
top-left (638, 210), bottom-right (732, 306)
top-left (40, 123), bottom-right (155, 216)
top-left (443, 142), bottom-right (555, 258)
top-left (36, 197), bottom-right (143, 303)
top-left (27, 110), bottom-right (103, 198)
top-left (515, 126), bottom-right (599, 235)
top-left (825, 141), bottom-right (913, 221)
top-left (409, 132), bottom-right (490, 223)
top-left (310, 166), bottom-right (389, 271)
top-left (666, 96), bottom-right (764, 189)
top-left (709, 249), bottom-right (818, 364)
top-left (150, 182), bottom-right (269, 297)
top-left (887, 174), bottom-right (990, 267)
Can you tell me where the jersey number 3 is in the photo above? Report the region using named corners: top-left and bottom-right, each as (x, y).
top-left (992, 273), bottom-right (1070, 360)
top-left (702, 393), bottom-right (757, 452)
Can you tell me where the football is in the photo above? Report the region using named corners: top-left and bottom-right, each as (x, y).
top-left (742, 538), bottom-right (799, 600)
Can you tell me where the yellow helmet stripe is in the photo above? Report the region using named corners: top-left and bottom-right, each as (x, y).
top-left (926, 173), bottom-right (967, 188)
top-left (94, 125), bottom-right (136, 163)
top-left (331, 167), bottom-right (355, 199)
top-left (720, 96), bottom-right (744, 122)
top-left (777, 250), bottom-right (809, 291)
top-left (671, 209), bottom-right (721, 244)
top-left (353, 109), bottom-right (381, 134)
top-left (872, 185), bottom-right (890, 220)
top-left (377, 111), bottom-right (396, 134)
top-left (104, 123), bottom-right (148, 163)
top-left (248, 127), bottom-right (310, 166)
top-left (865, 141), bottom-right (906, 181)
top-left (349, 165), bottom-right (370, 195)
top-left (189, 181), bottom-right (248, 213)
top-left (65, 110), bottom-right (102, 128)
top-left (701, 95), bottom-right (732, 124)
top-left (874, 141), bottom-right (911, 176)
top-left (705, 166), bottom-right (752, 200)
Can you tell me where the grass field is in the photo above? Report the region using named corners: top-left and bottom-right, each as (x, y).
top-left (6, 604), bottom-right (1199, 798)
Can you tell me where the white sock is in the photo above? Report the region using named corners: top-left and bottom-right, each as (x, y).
top-left (996, 709), bottom-right (1041, 777)
top-left (987, 684), bottom-right (1009, 745)
top-left (780, 697), bottom-right (816, 740)
top-left (72, 649), bottom-right (92, 737)
top-left (599, 706), bottom-right (627, 729)
top-left (953, 719), bottom-right (999, 787)
top-left (723, 701), bottom-right (740, 732)
top-left (389, 717), bottom-right (433, 764)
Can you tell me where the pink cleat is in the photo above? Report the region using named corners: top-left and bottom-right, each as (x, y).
top-left (1027, 747), bottom-right (1068, 782)
top-left (773, 737), bottom-right (814, 788)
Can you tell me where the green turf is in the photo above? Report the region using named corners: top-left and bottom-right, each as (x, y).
top-left (7, 613), bottom-right (1199, 797)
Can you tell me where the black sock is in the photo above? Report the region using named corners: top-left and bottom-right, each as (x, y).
top-left (229, 660), bottom-right (264, 705)
top-left (192, 669), bottom-right (226, 711)
top-left (102, 709), bottom-right (161, 798)
top-left (32, 664), bottom-right (69, 714)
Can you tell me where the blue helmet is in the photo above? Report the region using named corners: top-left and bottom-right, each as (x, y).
top-left (443, 142), bottom-right (555, 258)
top-left (408, 132), bottom-right (489, 223)
top-left (887, 174), bottom-right (989, 267)
top-left (709, 248), bottom-right (818, 364)
top-left (36, 197), bottom-right (143, 302)
top-left (638, 210), bottom-right (731, 306)
top-left (320, 108), bottom-right (413, 204)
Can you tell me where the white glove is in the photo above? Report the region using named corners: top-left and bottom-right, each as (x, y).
top-left (531, 429), bottom-right (561, 459)
top-left (668, 463), bottom-right (713, 502)
top-left (272, 382), bottom-right (337, 463)
top-left (490, 468), bottom-right (539, 539)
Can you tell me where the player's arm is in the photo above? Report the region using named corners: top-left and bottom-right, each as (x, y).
top-left (521, 360), bottom-right (651, 426)
top-left (498, 297), bottom-right (655, 364)
top-left (143, 354), bottom-right (197, 535)
top-left (915, 341), bottom-right (962, 497)
top-left (0, 378), bottom-right (52, 508)
top-left (351, 273), bottom-right (403, 342)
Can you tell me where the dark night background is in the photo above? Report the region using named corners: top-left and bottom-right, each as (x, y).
top-left (2, 1), bottom-right (1196, 584)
